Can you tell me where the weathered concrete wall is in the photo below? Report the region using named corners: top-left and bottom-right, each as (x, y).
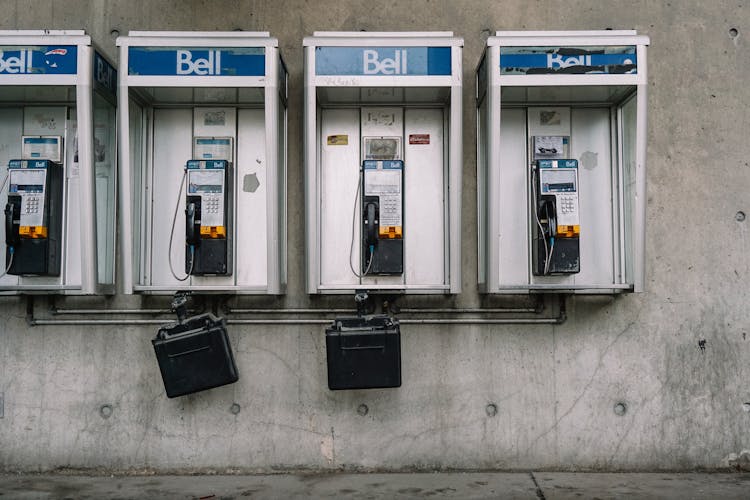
top-left (1, 0), bottom-right (749, 471)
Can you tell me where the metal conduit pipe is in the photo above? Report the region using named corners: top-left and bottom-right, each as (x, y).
top-left (51, 308), bottom-right (176, 315)
top-left (398, 307), bottom-right (538, 314)
top-left (31, 297), bottom-right (565, 326)
top-left (50, 307), bottom-right (540, 315)
top-left (30, 317), bottom-right (563, 326)
top-left (49, 308), bottom-right (357, 315)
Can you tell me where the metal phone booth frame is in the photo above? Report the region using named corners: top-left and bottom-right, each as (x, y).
top-left (117, 31), bottom-right (287, 295)
top-left (477, 31), bottom-right (649, 294)
top-left (304, 32), bottom-right (463, 295)
top-left (0, 30), bottom-right (118, 295)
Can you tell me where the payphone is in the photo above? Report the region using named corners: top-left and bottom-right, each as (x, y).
top-left (118, 31), bottom-right (287, 294)
top-left (476, 31), bottom-right (649, 294)
top-left (0, 31), bottom-right (118, 294)
top-left (361, 159), bottom-right (403, 275)
top-left (304, 32), bottom-right (464, 294)
top-left (4, 158), bottom-right (63, 276)
top-left (184, 159), bottom-right (232, 276)
top-left (531, 159), bottom-right (580, 275)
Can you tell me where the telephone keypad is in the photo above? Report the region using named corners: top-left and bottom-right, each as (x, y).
top-left (25, 195), bottom-right (41, 214)
top-left (558, 194), bottom-right (577, 214)
top-left (203, 195), bottom-right (221, 214)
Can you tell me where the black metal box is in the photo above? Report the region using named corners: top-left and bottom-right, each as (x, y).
top-left (326, 315), bottom-right (401, 390)
top-left (152, 313), bottom-right (238, 398)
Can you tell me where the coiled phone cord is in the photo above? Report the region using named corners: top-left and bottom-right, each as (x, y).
top-left (168, 171), bottom-right (194, 282)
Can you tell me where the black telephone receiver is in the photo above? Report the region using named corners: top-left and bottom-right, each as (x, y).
top-left (4, 200), bottom-right (19, 246)
top-left (185, 201), bottom-right (200, 246)
top-left (365, 201), bottom-right (378, 248)
top-left (543, 199), bottom-right (557, 238)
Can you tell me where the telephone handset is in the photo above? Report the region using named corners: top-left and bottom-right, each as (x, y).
top-left (184, 159), bottom-right (232, 276)
top-left (3, 159), bottom-right (63, 276)
top-left (361, 160), bottom-right (403, 276)
top-left (364, 201), bottom-right (378, 248)
top-left (185, 201), bottom-right (199, 246)
top-left (5, 199), bottom-right (20, 247)
top-left (532, 159), bottom-right (580, 275)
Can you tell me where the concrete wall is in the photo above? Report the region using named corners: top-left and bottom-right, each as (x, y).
top-left (1, 0), bottom-right (748, 472)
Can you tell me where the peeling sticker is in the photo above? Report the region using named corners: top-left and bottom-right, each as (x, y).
top-left (580, 151), bottom-right (598, 170)
top-left (203, 110), bottom-right (226, 126)
top-left (243, 173), bottom-right (260, 193)
top-left (409, 134), bottom-right (430, 145)
top-left (327, 134), bottom-right (348, 145)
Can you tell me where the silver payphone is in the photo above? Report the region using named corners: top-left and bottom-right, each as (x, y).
top-left (184, 159), bottom-right (232, 276)
top-left (4, 158), bottom-right (64, 276)
top-left (531, 158), bottom-right (580, 275)
top-left (361, 159), bottom-right (403, 275)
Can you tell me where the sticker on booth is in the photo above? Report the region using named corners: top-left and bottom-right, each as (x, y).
top-left (327, 135), bottom-right (349, 146)
top-left (409, 134), bottom-right (430, 145)
top-left (0, 46), bottom-right (77, 75)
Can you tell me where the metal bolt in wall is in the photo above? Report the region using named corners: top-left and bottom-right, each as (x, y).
top-left (357, 404), bottom-right (369, 416)
top-left (99, 404), bottom-right (113, 419)
top-left (614, 402), bottom-right (627, 416)
top-left (735, 211), bottom-right (745, 222)
top-left (230, 403), bottom-right (241, 415)
top-left (486, 403), bottom-right (498, 417)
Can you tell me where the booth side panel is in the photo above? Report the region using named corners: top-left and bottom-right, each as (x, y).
top-left (404, 107), bottom-right (445, 286)
top-left (236, 108), bottom-right (268, 288)
top-left (497, 107), bottom-right (529, 287)
top-left (150, 108), bottom-right (193, 287)
top-left (319, 108), bottom-right (360, 287)
top-left (277, 94), bottom-right (288, 290)
top-left (621, 96), bottom-right (637, 286)
top-left (476, 98), bottom-right (488, 289)
top-left (571, 107), bottom-right (615, 287)
top-left (63, 112), bottom-right (83, 289)
top-left (0, 108), bottom-right (22, 288)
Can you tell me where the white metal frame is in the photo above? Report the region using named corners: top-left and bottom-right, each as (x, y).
top-left (0, 30), bottom-right (116, 295)
top-left (116, 31), bottom-right (287, 295)
top-left (478, 30), bottom-right (650, 294)
top-left (303, 31), bottom-right (463, 295)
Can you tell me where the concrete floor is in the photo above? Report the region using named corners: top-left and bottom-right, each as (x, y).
top-left (1, 472), bottom-right (750, 499)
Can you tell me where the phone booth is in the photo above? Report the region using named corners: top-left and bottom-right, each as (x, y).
top-left (304, 32), bottom-right (463, 294)
top-left (477, 30), bottom-right (649, 294)
top-left (117, 31), bottom-right (287, 294)
top-left (0, 30), bottom-right (117, 295)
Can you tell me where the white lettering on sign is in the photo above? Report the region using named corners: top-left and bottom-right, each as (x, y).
top-left (363, 49), bottom-right (408, 75)
top-left (547, 53), bottom-right (592, 69)
top-left (0, 50), bottom-right (31, 74)
top-left (95, 57), bottom-right (115, 89)
top-left (176, 49), bottom-right (222, 75)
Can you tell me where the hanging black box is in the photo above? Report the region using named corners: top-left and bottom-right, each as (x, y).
top-left (152, 313), bottom-right (238, 398)
top-left (326, 315), bottom-right (401, 390)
